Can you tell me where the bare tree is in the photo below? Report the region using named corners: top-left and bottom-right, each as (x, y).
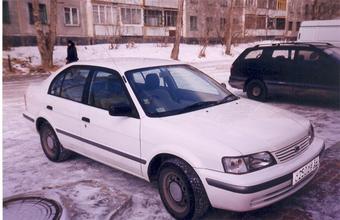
top-left (171, 0), bottom-right (184, 60)
top-left (224, 0), bottom-right (234, 55)
top-left (310, 0), bottom-right (339, 20)
top-left (32, 0), bottom-right (57, 68)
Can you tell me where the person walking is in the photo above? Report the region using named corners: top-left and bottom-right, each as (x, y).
top-left (66, 40), bottom-right (78, 64)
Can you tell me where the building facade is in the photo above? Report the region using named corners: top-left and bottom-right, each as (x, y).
top-left (285, 0), bottom-right (340, 39)
top-left (3, 0), bottom-right (340, 46)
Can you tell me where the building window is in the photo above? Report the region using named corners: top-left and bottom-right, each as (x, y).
top-left (305, 4), bottom-right (309, 16)
top-left (220, 18), bottom-right (227, 30)
top-left (3, 1), bottom-right (10, 24)
top-left (246, 0), bottom-right (255, 7)
top-left (256, 15), bottom-right (266, 29)
top-left (257, 0), bottom-right (267, 8)
top-left (121, 8), bottom-right (141, 25)
top-left (245, 14), bottom-right (256, 29)
top-left (164, 10), bottom-right (177, 27)
top-left (277, 0), bottom-right (286, 10)
top-left (268, 0), bottom-right (277, 9)
top-left (206, 17), bottom-right (213, 31)
top-left (64, 7), bottom-right (79, 26)
top-left (221, 0), bottom-right (228, 7)
top-left (234, 0), bottom-right (243, 7)
top-left (28, 3), bottom-right (47, 25)
top-left (93, 5), bottom-right (117, 24)
top-left (144, 9), bottom-right (162, 26)
top-left (276, 18), bottom-right (285, 30)
top-left (190, 16), bottom-right (197, 31)
top-left (296, 21), bottom-right (301, 31)
top-left (267, 17), bottom-right (275, 29)
top-left (288, 21), bottom-right (293, 30)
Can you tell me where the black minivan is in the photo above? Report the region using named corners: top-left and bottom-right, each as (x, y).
top-left (229, 42), bottom-right (340, 101)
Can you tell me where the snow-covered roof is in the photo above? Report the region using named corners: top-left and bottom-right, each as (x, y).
top-left (74, 57), bottom-right (183, 74)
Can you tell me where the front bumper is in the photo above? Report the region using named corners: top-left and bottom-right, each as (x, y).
top-left (195, 137), bottom-right (325, 212)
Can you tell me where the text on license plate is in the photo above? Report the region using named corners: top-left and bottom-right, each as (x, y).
top-left (292, 156), bottom-right (319, 186)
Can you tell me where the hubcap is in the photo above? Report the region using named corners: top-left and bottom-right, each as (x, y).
top-left (46, 135), bottom-right (55, 150)
top-left (252, 86), bottom-right (261, 97)
top-left (169, 181), bottom-right (183, 202)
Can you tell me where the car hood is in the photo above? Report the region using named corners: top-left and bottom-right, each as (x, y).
top-left (159, 98), bottom-right (310, 155)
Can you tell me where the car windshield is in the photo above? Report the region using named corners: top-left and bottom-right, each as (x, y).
top-left (125, 65), bottom-right (237, 117)
top-left (324, 47), bottom-right (340, 60)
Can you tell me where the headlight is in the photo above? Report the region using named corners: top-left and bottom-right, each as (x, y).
top-left (308, 124), bottom-right (314, 145)
top-left (222, 152), bottom-right (275, 174)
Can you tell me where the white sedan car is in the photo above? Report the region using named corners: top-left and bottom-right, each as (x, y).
top-left (23, 58), bottom-right (325, 219)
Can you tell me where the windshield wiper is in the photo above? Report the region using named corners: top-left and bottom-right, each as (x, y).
top-left (217, 94), bottom-right (239, 104)
top-left (178, 101), bottom-right (218, 113)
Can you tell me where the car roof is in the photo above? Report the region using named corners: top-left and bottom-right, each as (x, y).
top-left (251, 42), bottom-right (334, 50)
top-left (71, 57), bottom-right (183, 74)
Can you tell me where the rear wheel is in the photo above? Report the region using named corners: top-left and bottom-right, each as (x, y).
top-left (246, 79), bottom-right (267, 101)
top-left (158, 158), bottom-right (210, 220)
top-left (39, 123), bottom-right (72, 162)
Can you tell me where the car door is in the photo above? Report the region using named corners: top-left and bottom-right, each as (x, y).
top-left (79, 67), bottom-right (143, 175)
top-left (265, 47), bottom-right (295, 95)
top-left (46, 65), bottom-right (91, 150)
top-left (293, 48), bottom-right (330, 94)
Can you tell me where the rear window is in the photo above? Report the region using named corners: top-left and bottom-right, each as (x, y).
top-left (324, 47), bottom-right (340, 60)
top-left (244, 49), bottom-right (263, 59)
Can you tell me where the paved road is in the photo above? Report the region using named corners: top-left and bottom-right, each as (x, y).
top-left (3, 66), bottom-right (340, 219)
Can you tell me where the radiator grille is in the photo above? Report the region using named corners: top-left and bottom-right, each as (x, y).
top-left (274, 135), bottom-right (311, 163)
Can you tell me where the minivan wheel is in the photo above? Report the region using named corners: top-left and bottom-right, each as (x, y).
top-left (246, 80), bottom-right (267, 101)
top-left (39, 123), bottom-right (72, 162)
top-left (158, 158), bottom-right (210, 220)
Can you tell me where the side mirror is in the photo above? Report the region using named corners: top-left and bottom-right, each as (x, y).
top-left (109, 102), bottom-right (132, 117)
top-left (220, 83), bottom-right (227, 88)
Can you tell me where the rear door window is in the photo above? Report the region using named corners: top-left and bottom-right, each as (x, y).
top-left (60, 67), bottom-right (90, 102)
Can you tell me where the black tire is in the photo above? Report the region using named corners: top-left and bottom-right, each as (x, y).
top-left (246, 79), bottom-right (267, 101)
top-left (39, 122), bottom-right (72, 162)
top-left (158, 158), bottom-right (210, 220)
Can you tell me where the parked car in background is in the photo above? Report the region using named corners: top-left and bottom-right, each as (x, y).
top-left (23, 58), bottom-right (325, 219)
top-left (229, 42), bottom-right (340, 101)
top-left (297, 20), bottom-right (340, 47)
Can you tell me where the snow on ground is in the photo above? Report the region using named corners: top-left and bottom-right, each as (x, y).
top-left (3, 42), bottom-right (340, 219)
top-left (3, 41), bottom-right (266, 74)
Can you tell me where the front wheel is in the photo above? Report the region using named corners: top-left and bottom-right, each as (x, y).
top-left (158, 158), bottom-right (210, 220)
top-left (39, 122), bottom-right (73, 162)
top-left (246, 79), bottom-right (267, 101)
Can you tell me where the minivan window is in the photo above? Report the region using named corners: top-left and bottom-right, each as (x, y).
top-left (296, 50), bottom-right (320, 62)
top-left (60, 68), bottom-right (90, 102)
top-left (272, 50), bottom-right (289, 59)
top-left (245, 49), bottom-right (263, 59)
top-left (324, 47), bottom-right (340, 60)
top-left (88, 70), bottom-right (130, 110)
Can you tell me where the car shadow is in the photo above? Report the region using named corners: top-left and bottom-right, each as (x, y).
top-left (267, 94), bottom-right (340, 110)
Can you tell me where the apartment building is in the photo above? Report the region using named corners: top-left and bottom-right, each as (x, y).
top-left (3, 0), bottom-right (89, 46)
top-left (3, 0), bottom-right (179, 46)
top-left (3, 0), bottom-right (339, 46)
top-left (285, 0), bottom-right (340, 39)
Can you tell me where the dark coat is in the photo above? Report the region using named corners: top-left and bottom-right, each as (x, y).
top-left (66, 40), bottom-right (78, 64)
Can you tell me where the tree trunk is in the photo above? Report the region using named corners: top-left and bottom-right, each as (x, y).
top-left (224, 0), bottom-right (234, 55)
top-left (171, 0), bottom-right (184, 60)
top-left (32, 0), bottom-right (57, 68)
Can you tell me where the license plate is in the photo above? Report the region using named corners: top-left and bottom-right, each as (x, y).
top-left (292, 157), bottom-right (319, 186)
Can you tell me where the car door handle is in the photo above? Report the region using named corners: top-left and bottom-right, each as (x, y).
top-left (46, 105), bottom-right (53, 110)
top-left (82, 117), bottom-right (90, 123)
